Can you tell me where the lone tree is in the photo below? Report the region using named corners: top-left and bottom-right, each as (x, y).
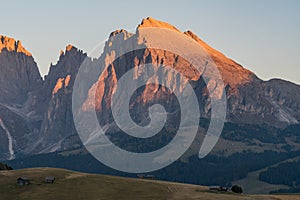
top-left (231, 185), bottom-right (243, 194)
top-left (0, 162), bottom-right (12, 170)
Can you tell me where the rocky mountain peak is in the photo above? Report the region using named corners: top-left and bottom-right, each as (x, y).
top-left (0, 17), bottom-right (299, 160)
top-left (183, 30), bottom-right (257, 86)
top-left (66, 44), bottom-right (76, 52)
top-left (109, 29), bottom-right (132, 39)
top-left (59, 44), bottom-right (81, 57)
top-left (109, 18), bottom-right (256, 87)
top-left (0, 35), bottom-right (42, 105)
top-left (137, 17), bottom-right (180, 32)
top-left (0, 35), bottom-right (32, 56)
top-left (45, 44), bottom-right (87, 88)
top-left (54, 45), bottom-right (86, 68)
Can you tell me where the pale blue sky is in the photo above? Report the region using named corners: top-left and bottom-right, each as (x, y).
top-left (1, 0), bottom-right (299, 84)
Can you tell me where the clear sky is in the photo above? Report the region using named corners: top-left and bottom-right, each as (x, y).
top-left (1, 0), bottom-right (299, 84)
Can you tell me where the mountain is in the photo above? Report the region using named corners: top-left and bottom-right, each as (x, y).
top-left (74, 17), bottom-right (300, 158)
top-left (36, 45), bottom-right (89, 153)
top-left (185, 29), bottom-right (300, 126)
top-left (0, 17), bottom-right (300, 193)
top-left (0, 36), bottom-right (43, 160)
top-left (79, 17), bottom-right (300, 128)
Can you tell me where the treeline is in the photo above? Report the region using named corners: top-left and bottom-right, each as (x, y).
top-left (221, 122), bottom-right (284, 144)
top-left (156, 150), bottom-right (299, 186)
top-left (3, 122), bottom-right (300, 187)
top-left (222, 123), bottom-right (300, 145)
top-left (107, 120), bottom-right (300, 153)
top-left (0, 162), bottom-right (12, 170)
top-left (5, 150), bottom-right (299, 186)
top-left (259, 160), bottom-right (300, 187)
top-left (270, 187), bottom-right (300, 194)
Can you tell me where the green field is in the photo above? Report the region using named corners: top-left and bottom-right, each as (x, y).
top-left (0, 168), bottom-right (299, 200)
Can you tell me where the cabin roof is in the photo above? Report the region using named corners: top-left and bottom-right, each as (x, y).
top-left (17, 177), bottom-right (29, 181)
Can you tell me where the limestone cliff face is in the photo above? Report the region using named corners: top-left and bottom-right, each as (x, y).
top-left (0, 17), bottom-right (300, 157)
top-left (37, 45), bottom-right (89, 152)
top-left (0, 35), bottom-right (42, 160)
top-left (0, 35), bottom-right (42, 105)
top-left (0, 35), bottom-right (32, 56)
top-left (81, 17), bottom-right (300, 128)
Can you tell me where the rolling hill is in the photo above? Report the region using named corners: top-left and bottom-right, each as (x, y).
top-left (0, 168), bottom-right (299, 200)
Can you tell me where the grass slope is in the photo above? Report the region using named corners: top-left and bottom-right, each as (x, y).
top-left (0, 168), bottom-right (299, 200)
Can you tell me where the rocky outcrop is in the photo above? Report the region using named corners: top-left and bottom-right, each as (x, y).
top-left (81, 17), bottom-right (300, 128)
top-left (0, 17), bottom-right (300, 158)
top-left (0, 35), bottom-right (43, 160)
top-left (0, 35), bottom-right (42, 105)
top-left (0, 35), bottom-right (32, 56)
top-left (36, 45), bottom-right (89, 153)
top-left (138, 17), bottom-right (180, 32)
